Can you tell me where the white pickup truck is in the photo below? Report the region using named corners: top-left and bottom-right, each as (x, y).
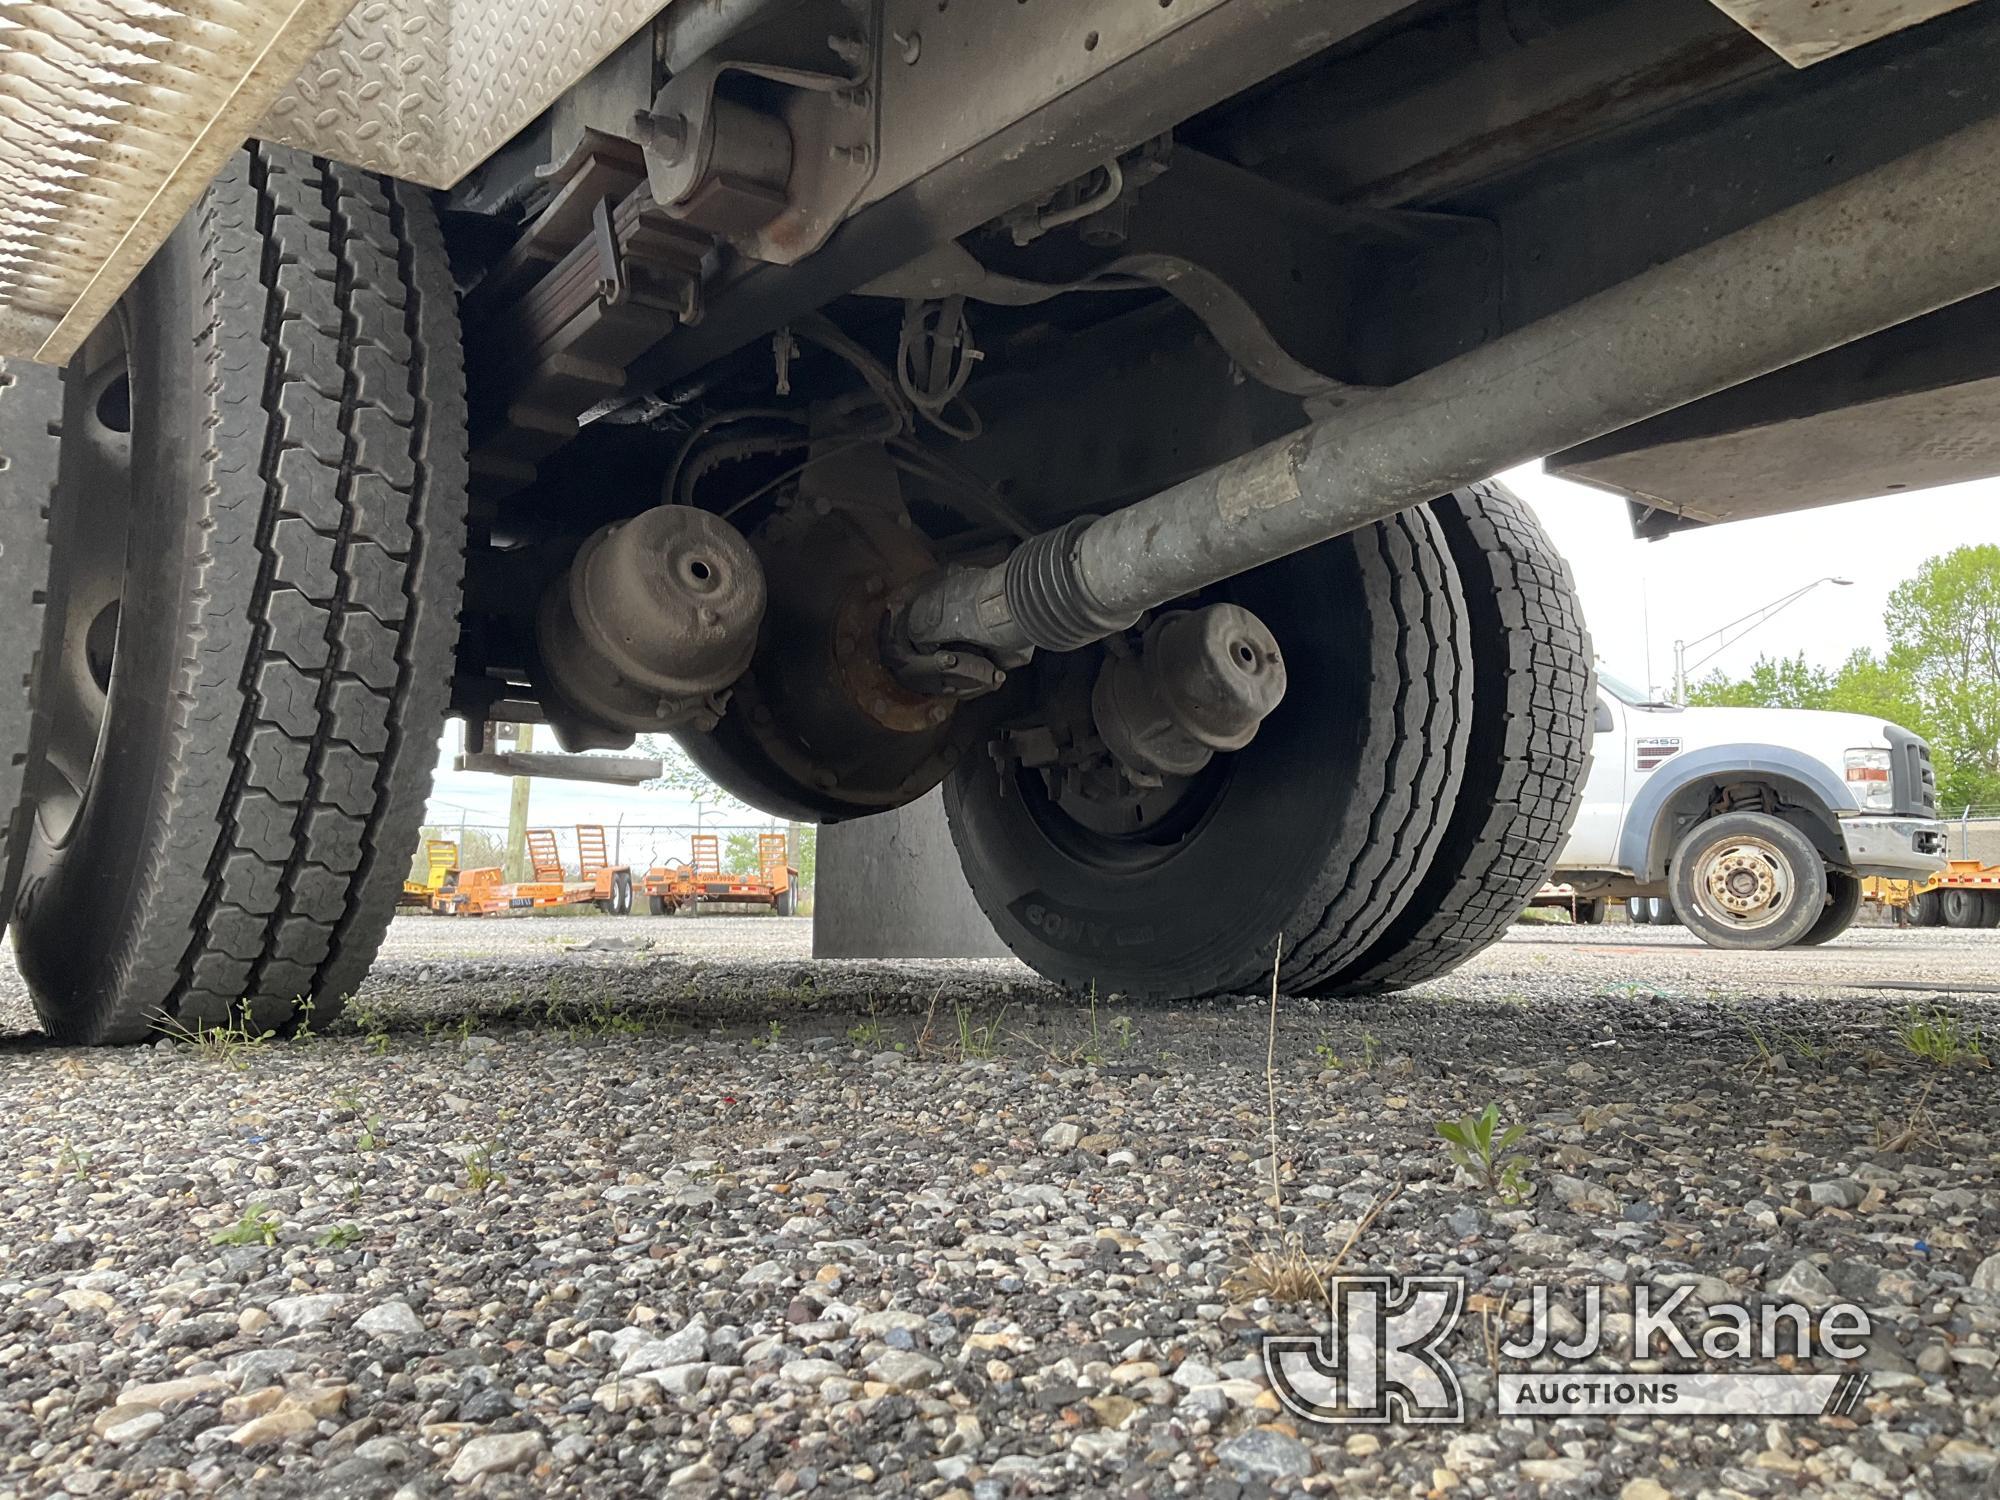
top-left (1548, 673), bottom-right (1947, 948)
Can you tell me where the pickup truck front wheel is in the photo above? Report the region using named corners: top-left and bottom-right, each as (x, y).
top-left (1668, 812), bottom-right (1827, 950)
top-left (9, 145), bottom-right (467, 1045)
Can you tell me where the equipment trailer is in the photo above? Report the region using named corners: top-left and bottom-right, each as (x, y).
top-left (7, 0), bottom-right (2000, 1040)
top-left (431, 826), bottom-right (632, 916)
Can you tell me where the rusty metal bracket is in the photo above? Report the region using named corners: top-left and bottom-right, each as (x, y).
top-left (642, 0), bottom-right (883, 264)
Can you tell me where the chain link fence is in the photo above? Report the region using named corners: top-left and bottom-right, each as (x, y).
top-left (1941, 812), bottom-right (2000, 865)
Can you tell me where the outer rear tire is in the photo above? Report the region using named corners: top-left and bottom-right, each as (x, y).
top-left (1626, 896), bottom-right (1653, 925)
top-left (945, 507), bottom-right (1470, 999)
top-left (1315, 482), bottom-right (1590, 994)
top-left (11, 144), bottom-right (467, 1045)
top-left (774, 884), bottom-right (797, 917)
top-left (647, 893), bottom-right (668, 917)
top-left (1907, 889), bottom-right (1941, 927)
top-left (1795, 871), bottom-right (1862, 946)
top-left (1942, 888), bottom-right (1991, 929)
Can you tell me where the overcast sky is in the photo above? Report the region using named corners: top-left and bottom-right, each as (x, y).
top-left (1505, 462), bottom-right (1997, 700)
top-left (425, 465), bottom-right (1998, 830)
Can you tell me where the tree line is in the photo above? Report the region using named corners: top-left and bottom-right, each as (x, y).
top-left (1686, 544), bottom-right (2000, 811)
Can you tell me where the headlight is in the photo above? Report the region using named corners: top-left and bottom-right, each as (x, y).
top-left (1845, 747), bottom-right (1893, 810)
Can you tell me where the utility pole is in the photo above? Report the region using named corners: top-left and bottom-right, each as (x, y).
top-left (1670, 576), bottom-right (1854, 703)
top-left (504, 722), bottom-right (533, 880)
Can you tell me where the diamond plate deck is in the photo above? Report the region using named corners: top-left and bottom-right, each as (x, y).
top-left (1707, 0), bottom-right (1981, 65)
top-left (260, 0), bottom-right (674, 188)
top-left (0, 0), bottom-right (355, 361)
top-left (0, 0), bottom-right (676, 361)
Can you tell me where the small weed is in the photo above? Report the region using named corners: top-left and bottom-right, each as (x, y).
top-left (1777, 1028), bottom-right (1830, 1063)
top-left (462, 1140), bottom-right (505, 1194)
top-left (292, 994), bottom-right (317, 1040)
top-left (751, 1020), bottom-right (784, 1050)
top-left (155, 1006), bottom-right (273, 1070)
top-left (1079, 985), bottom-right (1104, 1066)
top-left (1110, 1014), bottom-right (1135, 1052)
top-left (54, 1139), bottom-right (94, 1179)
top-left (1226, 1181), bottom-right (1401, 1307)
top-left (315, 1223), bottom-right (363, 1250)
top-left (1875, 1082), bottom-right (1942, 1152)
top-left (847, 1013), bottom-right (885, 1048)
top-left (348, 1000), bottom-right (392, 1049)
top-left (954, 1002), bottom-right (1009, 1060)
top-left (212, 1205), bottom-right (282, 1247)
top-left (1313, 1041), bottom-right (1343, 1071)
top-left (1224, 1240), bottom-right (1332, 1306)
top-left (1437, 1104), bottom-right (1533, 1204)
top-left (1739, 1013), bottom-right (1778, 1073)
top-left (1897, 1004), bottom-right (1988, 1068)
top-left (357, 1114), bottom-right (386, 1152)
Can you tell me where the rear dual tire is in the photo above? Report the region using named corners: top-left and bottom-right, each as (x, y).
top-left (10, 145), bottom-right (466, 1044)
top-left (944, 483), bottom-right (1591, 999)
top-left (1942, 888), bottom-right (2000, 929)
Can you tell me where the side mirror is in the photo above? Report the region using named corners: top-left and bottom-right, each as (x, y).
top-left (1592, 701), bottom-right (1614, 735)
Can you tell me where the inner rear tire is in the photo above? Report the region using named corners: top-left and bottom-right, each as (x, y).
top-left (944, 507), bottom-right (1470, 1000)
top-left (1795, 871), bottom-right (1862, 946)
top-left (1313, 482), bottom-right (1591, 994)
top-left (11, 144), bottom-right (467, 1045)
top-left (1626, 896), bottom-right (1654, 925)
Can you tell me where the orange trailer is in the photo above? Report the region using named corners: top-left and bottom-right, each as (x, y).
top-left (1867, 858), bottom-right (2000, 928)
top-left (432, 826), bottom-right (632, 916)
top-left (643, 831), bottom-right (798, 915)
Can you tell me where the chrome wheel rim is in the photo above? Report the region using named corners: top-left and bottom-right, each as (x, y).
top-left (1693, 836), bottom-right (1793, 931)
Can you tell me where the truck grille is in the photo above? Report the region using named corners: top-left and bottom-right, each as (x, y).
top-left (1886, 725), bottom-right (1937, 816)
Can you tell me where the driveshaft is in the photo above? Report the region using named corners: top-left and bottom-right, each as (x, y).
top-left (898, 108), bottom-right (2000, 661)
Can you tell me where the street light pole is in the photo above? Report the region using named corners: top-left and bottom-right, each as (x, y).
top-left (1671, 575), bottom-right (1855, 703)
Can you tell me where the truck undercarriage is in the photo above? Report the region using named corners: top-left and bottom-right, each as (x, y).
top-left (1, 0), bottom-right (1994, 1039)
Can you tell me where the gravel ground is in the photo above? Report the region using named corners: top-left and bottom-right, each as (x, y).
top-left (2, 917), bottom-right (1997, 1499)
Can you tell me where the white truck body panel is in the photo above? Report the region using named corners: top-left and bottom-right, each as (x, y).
top-left (1555, 687), bottom-right (1945, 881)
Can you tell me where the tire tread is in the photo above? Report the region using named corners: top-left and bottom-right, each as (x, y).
top-left (1318, 482), bottom-right (1592, 994)
top-left (25, 143), bottom-right (464, 1044)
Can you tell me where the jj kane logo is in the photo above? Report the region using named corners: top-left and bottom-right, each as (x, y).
top-left (1264, 1274), bottom-right (1872, 1422)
